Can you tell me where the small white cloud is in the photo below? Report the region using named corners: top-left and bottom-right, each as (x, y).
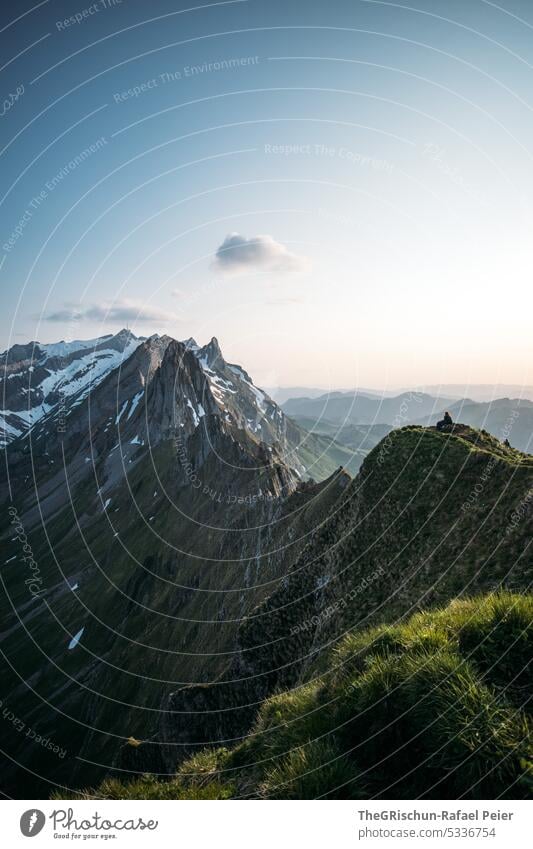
top-left (44, 298), bottom-right (178, 324)
top-left (212, 233), bottom-right (310, 275)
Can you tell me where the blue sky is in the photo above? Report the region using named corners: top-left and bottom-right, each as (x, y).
top-left (1, 0), bottom-right (532, 388)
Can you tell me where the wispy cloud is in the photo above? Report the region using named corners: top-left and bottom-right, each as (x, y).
top-left (212, 233), bottom-right (310, 275)
top-left (43, 298), bottom-right (178, 324)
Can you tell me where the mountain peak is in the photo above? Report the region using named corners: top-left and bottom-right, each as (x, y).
top-left (199, 336), bottom-right (223, 368)
top-left (208, 336), bottom-right (221, 354)
top-left (113, 327), bottom-right (137, 341)
top-left (181, 336), bottom-right (199, 352)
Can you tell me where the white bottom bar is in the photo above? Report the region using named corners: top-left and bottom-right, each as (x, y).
top-left (4, 799), bottom-right (532, 847)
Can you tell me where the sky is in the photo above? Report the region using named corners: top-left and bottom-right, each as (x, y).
top-left (1, 0), bottom-right (533, 390)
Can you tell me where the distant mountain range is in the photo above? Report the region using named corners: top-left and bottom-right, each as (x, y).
top-left (283, 390), bottom-right (532, 454)
top-left (269, 383), bottom-right (533, 403)
top-left (414, 383), bottom-right (533, 402)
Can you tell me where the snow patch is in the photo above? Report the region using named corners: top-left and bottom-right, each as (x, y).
top-left (115, 399), bottom-right (129, 425)
top-left (68, 627), bottom-right (85, 650)
top-left (127, 390), bottom-right (144, 420)
top-left (186, 397), bottom-right (199, 427)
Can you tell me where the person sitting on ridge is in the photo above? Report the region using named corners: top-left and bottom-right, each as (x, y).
top-left (436, 411), bottom-right (453, 431)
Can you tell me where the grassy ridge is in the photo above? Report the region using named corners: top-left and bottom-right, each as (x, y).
top-left (230, 425), bottom-right (533, 700)
top-left (59, 591), bottom-right (532, 800)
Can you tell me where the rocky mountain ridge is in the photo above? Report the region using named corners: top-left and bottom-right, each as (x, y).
top-left (1, 330), bottom-right (531, 800)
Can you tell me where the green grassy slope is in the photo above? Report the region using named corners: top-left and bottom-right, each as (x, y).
top-left (292, 415), bottom-right (391, 452)
top-left (291, 428), bottom-right (365, 477)
top-left (60, 591), bottom-right (532, 800)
